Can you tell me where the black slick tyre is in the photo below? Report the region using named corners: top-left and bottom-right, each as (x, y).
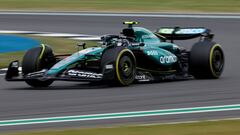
top-left (22, 44), bottom-right (55, 87)
top-left (189, 40), bottom-right (224, 79)
top-left (101, 47), bottom-right (136, 86)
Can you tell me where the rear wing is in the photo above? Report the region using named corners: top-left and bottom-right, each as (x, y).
top-left (155, 27), bottom-right (214, 42)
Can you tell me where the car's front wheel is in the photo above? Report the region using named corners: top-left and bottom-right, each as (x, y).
top-left (22, 44), bottom-right (55, 87)
top-left (115, 49), bottom-right (136, 85)
top-left (101, 47), bottom-right (136, 86)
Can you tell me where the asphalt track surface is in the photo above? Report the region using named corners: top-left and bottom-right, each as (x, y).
top-left (0, 13), bottom-right (240, 132)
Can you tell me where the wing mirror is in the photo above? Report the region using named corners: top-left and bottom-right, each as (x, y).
top-left (139, 42), bottom-right (145, 46)
top-left (77, 42), bottom-right (86, 49)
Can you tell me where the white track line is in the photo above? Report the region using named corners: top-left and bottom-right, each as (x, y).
top-left (32, 33), bottom-right (92, 37)
top-left (70, 37), bottom-right (101, 40)
top-left (0, 30), bottom-right (39, 34)
top-left (0, 12), bottom-right (240, 19)
top-left (0, 68), bottom-right (7, 76)
top-left (0, 30), bottom-right (100, 40)
top-left (0, 68), bottom-right (7, 71)
top-left (0, 30), bottom-right (94, 37)
top-left (1, 104), bottom-right (240, 127)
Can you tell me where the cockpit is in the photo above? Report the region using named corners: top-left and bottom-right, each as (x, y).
top-left (121, 22), bottom-right (161, 45)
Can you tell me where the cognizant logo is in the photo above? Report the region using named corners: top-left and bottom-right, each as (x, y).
top-left (160, 56), bottom-right (177, 64)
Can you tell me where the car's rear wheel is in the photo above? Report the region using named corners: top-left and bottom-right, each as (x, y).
top-left (189, 40), bottom-right (224, 79)
top-left (22, 44), bottom-right (55, 87)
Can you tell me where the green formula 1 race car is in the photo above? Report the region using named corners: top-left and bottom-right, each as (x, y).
top-left (5, 22), bottom-right (224, 87)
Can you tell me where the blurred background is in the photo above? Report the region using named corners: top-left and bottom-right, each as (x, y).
top-left (0, 0), bottom-right (239, 12)
top-left (0, 0), bottom-right (240, 135)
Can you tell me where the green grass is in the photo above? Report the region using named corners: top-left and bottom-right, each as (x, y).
top-left (0, 0), bottom-right (239, 12)
top-left (4, 119), bottom-right (240, 135)
top-left (0, 35), bottom-right (97, 68)
top-left (0, 52), bottom-right (24, 68)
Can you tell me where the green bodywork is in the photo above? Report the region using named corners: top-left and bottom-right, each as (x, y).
top-left (47, 47), bottom-right (103, 75)
top-left (133, 27), bottom-right (178, 67)
top-left (47, 27), bottom-right (178, 75)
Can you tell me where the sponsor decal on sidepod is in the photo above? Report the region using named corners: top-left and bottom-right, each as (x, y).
top-left (160, 56), bottom-right (177, 64)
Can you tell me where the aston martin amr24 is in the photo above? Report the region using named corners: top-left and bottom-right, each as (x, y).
top-left (6, 22), bottom-right (224, 87)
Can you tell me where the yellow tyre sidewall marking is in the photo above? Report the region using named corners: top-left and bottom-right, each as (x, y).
top-left (209, 44), bottom-right (222, 78)
top-left (115, 49), bottom-right (135, 85)
top-left (36, 44), bottom-right (46, 69)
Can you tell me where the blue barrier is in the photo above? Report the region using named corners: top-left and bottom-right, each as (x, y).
top-left (0, 35), bottom-right (39, 53)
